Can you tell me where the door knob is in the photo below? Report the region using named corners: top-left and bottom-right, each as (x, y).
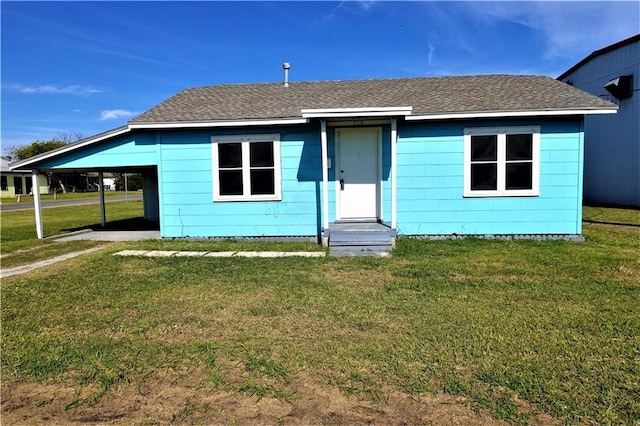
top-left (340, 179), bottom-right (345, 190)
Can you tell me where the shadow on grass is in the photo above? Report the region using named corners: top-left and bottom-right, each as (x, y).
top-left (62, 217), bottom-right (160, 233)
top-left (582, 219), bottom-right (640, 228)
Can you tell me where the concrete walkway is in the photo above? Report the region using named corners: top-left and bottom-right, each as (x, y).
top-left (53, 229), bottom-right (160, 242)
top-left (1, 246), bottom-right (106, 278)
top-left (113, 250), bottom-right (326, 258)
top-left (1, 248), bottom-right (326, 278)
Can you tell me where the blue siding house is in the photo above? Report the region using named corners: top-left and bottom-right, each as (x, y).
top-left (11, 75), bottom-right (616, 245)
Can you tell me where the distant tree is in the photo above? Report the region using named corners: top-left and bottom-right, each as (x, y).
top-left (7, 131), bottom-right (85, 193)
top-left (9, 140), bottom-right (67, 161)
top-left (55, 131), bottom-right (84, 144)
top-left (114, 173), bottom-right (143, 191)
top-left (8, 131), bottom-right (84, 161)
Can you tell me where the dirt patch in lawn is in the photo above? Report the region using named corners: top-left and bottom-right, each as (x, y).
top-left (0, 371), bottom-right (526, 425)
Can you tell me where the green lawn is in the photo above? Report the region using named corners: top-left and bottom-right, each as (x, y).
top-left (0, 200), bottom-right (144, 266)
top-left (1, 205), bottom-right (639, 424)
top-left (0, 190), bottom-right (137, 204)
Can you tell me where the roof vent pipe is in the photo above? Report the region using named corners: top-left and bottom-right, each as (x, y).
top-left (283, 62), bottom-right (290, 87)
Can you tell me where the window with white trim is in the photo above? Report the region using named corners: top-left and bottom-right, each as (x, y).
top-left (212, 134), bottom-right (282, 201)
top-left (464, 126), bottom-right (540, 197)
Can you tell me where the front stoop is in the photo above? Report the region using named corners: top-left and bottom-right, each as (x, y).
top-left (327, 222), bottom-right (395, 257)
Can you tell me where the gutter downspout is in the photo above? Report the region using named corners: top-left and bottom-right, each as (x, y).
top-left (32, 169), bottom-right (44, 239)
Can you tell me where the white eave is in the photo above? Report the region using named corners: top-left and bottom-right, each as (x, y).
top-left (128, 117), bottom-right (309, 129)
top-left (405, 108), bottom-right (617, 121)
top-left (301, 106), bottom-right (413, 118)
top-left (9, 105), bottom-right (617, 170)
top-left (9, 118), bottom-right (309, 170)
top-left (9, 126), bottom-right (131, 170)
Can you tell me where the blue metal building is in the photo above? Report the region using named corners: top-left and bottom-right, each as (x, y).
top-left (559, 34), bottom-right (640, 207)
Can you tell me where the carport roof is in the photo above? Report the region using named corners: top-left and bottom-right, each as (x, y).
top-left (9, 126), bottom-right (130, 170)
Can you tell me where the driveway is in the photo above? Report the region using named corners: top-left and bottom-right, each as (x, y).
top-left (52, 229), bottom-right (160, 242)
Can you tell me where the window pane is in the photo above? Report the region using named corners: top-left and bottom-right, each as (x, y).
top-left (506, 163), bottom-right (532, 190)
top-left (218, 143), bottom-right (242, 168)
top-left (219, 170), bottom-right (243, 195)
top-left (471, 135), bottom-right (497, 161)
top-left (250, 169), bottom-right (275, 195)
top-left (506, 134), bottom-right (532, 160)
top-left (471, 163), bottom-right (497, 190)
top-left (250, 142), bottom-right (274, 167)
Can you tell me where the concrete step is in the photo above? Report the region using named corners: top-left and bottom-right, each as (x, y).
top-left (327, 223), bottom-right (395, 255)
top-left (329, 240), bottom-right (393, 248)
top-left (329, 232), bottom-right (393, 243)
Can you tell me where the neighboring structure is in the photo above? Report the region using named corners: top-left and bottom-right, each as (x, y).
top-left (10, 74), bottom-right (616, 244)
top-left (86, 172), bottom-right (116, 191)
top-left (558, 34), bottom-right (640, 207)
top-left (1, 157), bottom-right (48, 198)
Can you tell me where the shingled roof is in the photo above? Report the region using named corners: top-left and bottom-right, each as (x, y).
top-left (131, 75), bottom-right (616, 124)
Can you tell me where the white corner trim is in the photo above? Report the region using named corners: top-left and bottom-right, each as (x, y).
top-left (129, 118), bottom-right (309, 129)
top-left (320, 120), bottom-right (329, 231)
top-left (390, 118), bottom-right (397, 230)
top-left (301, 106), bottom-right (412, 118)
top-left (406, 108), bottom-right (617, 121)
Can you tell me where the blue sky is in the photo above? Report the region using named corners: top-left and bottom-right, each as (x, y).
top-left (1, 1), bottom-right (638, 154)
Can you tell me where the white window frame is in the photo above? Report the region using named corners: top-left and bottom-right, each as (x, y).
top-left (464, 126), bottom-right (540, 197)
top-left (212, 133), bottom-right (282, 201)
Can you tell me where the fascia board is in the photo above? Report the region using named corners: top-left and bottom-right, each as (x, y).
top-left (9, 126), bottom-right (131, 170)
top-left (405, 108), bottom-right (618, 121)
top-left (301, 106), bottom-right (413, 118)
top-left (128, 118), bottom-right (309, 129)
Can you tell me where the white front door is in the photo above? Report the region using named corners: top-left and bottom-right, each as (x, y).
top-left (336, 128), bottom-right (380, 220)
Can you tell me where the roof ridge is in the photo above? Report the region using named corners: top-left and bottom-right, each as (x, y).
top-left (183, 74), bottom-right (552, 91)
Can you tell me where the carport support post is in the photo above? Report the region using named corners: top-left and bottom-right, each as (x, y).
top-left (32, 169), bottom-right (44, 239)
top-left (99, 171), bottom-right (106, 227)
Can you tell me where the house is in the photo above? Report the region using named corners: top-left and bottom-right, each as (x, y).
top-left (1, 157), bottom-right (48, 198)
top-left (10, 74), bottom-right (616, 245)
top-left (558, 34), bottom-right (640, 207)
top-left (86, 172), bottom-right (116, 191)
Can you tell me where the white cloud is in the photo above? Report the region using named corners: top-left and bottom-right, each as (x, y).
top-left (465, 2), bottom-right (640, 59)
top-left (427, 43), bottom-right (435, 68)
top-left (99, 109), bottom-right (138, 121)
top-left (353, 0), bottom-right (377, 12)
top-left (5, 84), bottom-right (102, 95)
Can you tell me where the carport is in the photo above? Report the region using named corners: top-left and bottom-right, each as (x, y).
top-left (9, 127), bottom-right (161, 239)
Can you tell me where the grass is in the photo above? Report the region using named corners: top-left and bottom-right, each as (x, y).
top-left (0, 190), bottom-right (137, 204)
top-left (1, 205), bottom-right (639, 424)
top-left (0, 200), bottom-right (144, 266)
